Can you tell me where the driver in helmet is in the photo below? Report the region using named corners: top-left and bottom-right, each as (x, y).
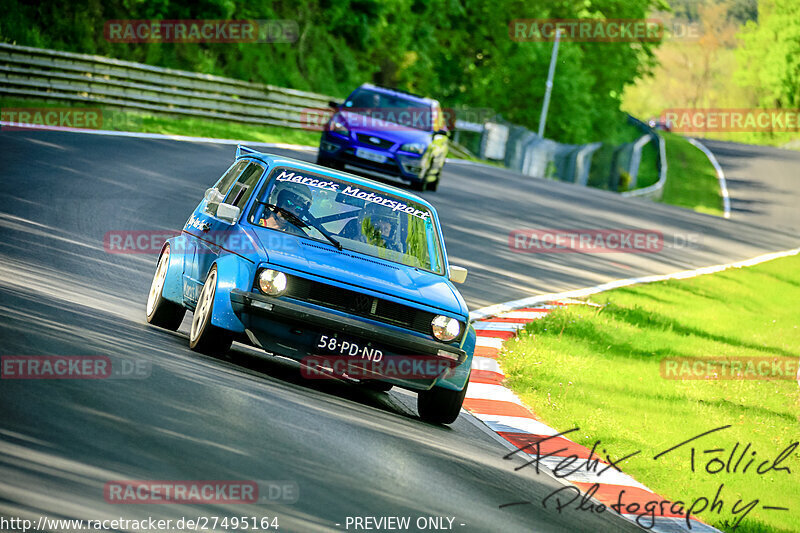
top-left (258, 182), bottom-right (312, 234)
top-left (358, 203), bottom-right (402, 252)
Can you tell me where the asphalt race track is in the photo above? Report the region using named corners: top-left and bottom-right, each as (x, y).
top-left (0, 130), bottom-right (798, 532)
top-left (701, 139), bottom-right (800, 234)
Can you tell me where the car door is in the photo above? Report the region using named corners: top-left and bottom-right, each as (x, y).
top-left (190, 160), bottom-right (268, 303)
top-left (182, 159), bottom-right (249, 304)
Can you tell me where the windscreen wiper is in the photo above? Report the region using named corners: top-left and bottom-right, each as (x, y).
top-left (260, 202), bottom-right (342, 250)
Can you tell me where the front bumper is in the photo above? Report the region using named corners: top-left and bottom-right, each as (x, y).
top-left (319, 133), bottom-right (425, 181)
top-left (230, 289), bottom-right (466, 390)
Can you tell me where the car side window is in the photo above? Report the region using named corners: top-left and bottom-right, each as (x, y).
top-left (224, 162), bottom-right (266, 210)
top-left (205, 160), bottom-right (248, 216)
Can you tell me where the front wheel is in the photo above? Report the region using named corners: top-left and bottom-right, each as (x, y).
top-left (426, 173), bottom-right (440, 192)
top-left (316, 155), bottom-right (342, 170)
top-left (189, 266), bottom-right (233, 355)
top-left (417, 380), bottom-right (469, 425)
top-left (361, 380), bottom-right (393, 393)
top-left (146, 245), bottom-right (185, 330)
top-left (409, 180), bottom-right (426, 192)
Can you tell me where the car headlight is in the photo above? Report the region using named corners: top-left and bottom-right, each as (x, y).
top-left (329, 114), bottom-right (349, 136)
top-left (431, 315), bottom-right (461, 342)
top-left (258, 269), bottom-right (287, 296)
top-left (400, 142), bottom-right (426, 155)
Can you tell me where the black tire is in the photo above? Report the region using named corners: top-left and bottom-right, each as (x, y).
top-left (145, 245), bottom-right (186, 331)
top-left (427, 173), bottom-right (440, 192)
top-left (418, 379), bottom-right (469, 425)
top-left (361, 381), bottom-right (393, 392)
top-left (189, 266), bottom-right (233, 355)
top-left (410, 180), bottom-right (426, 192)
top-left (316, 155), bottom-right (342, 170)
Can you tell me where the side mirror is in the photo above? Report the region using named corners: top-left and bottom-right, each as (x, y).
top-left (216, 203), bottom-right (240, 225)
top-left (204, 187), bottom-right (224, 203)
top-left (328, 100), bottom-right (340, 109)
top-left (448, 265), bottom-right (468, 284)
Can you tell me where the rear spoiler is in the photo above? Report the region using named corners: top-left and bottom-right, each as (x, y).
top-left (235, 145), bottom-right (261, 159)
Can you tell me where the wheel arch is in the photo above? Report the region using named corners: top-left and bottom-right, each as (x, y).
top-left (160, 237), bottom-right (186, 306)
top-left (207, 253), bottom-right (255, 333)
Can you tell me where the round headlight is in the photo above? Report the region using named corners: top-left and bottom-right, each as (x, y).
top-left (431, 315), bottom-right (461, 342)
top-left (258, 269), bottom-right (287, 296)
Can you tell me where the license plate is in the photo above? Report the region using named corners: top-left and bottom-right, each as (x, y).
top-left (316, 334), bottom-right (384, 361)
top-left (355, 148), bottom-right (387, 163)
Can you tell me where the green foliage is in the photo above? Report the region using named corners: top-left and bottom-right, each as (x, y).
top-left (0, 0), bottom-right (664, 144)
top-left (736, 0), bottom-right (800, 109)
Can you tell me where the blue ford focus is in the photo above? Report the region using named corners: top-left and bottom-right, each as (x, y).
top-left (146, 146), bottom-right (474, 424)
top-left (316, 84), bottom-right (450, 192)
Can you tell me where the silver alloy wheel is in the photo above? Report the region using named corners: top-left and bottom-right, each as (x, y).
top-left (190, 269), bottom-right (216, 343)
top-left (146, 247), bottom-right (170, 317)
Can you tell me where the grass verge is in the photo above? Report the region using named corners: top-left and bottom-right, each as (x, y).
top-left (1, 97), bottom-right (322, 147)
top-left (0, 97), bottom-right (490, 162)
top-left (500, 253), bottom-right (800, 533)
top-left (636, 138), bottom-right (660, 189)
top-left (660, 132), bottom-right (724, 216)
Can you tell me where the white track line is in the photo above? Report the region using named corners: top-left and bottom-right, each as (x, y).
top-left (470, 247), bottom-right (800, 321)
top-left (687, 138), bottom-right (731, 219)
top-left (493, 311), bottom-right (552, 320)
top-left (475, 336), bottom-right (505, 349)
top-left (465, 382), bottom-right (525, 404)
top-left (0, 121), bottom-right (319, 151)
top-left (471, 356), bottom-right (502, 373)
top-left (474, 414), bottom-right (559, 436)
top-left (473, 321), bottom-right (527, 332)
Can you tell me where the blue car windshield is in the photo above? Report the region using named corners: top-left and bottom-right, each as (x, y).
top-left (249, 167), bottom-right (445, 275)
top-left (343, 89), bottom-right (433, 131)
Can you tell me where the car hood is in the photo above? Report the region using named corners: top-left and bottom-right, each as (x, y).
top-left (339, 110), bottom-right (433, 145)
top-left (249, 227), bottom-right (467, 317)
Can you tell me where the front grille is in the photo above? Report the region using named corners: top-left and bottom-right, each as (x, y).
top-left (341, 149), bottom-right (401, 174)
top-left (356, 133), bottom-right (395, 149)
top-left (282, 275), bottom-right (438, 336)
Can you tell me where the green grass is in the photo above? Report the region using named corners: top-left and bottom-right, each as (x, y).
top-left (635, 139), bottom-right (660, 189)
top-left (500, 254), bottom-right (800, 533)
top-left (1, 97), bottom-right (322, 146)
top-left (1, 96), bottom-right (492, 163)
top-left (660, 132), bottom-right (724, 216)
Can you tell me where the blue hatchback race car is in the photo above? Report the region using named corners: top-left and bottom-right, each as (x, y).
top-left (146, 146), bottom-right (475, 424)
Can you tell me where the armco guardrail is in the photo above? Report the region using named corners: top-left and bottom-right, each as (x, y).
top-left (0, 42), bottom-right (483, 156)
top-left (620, 115), bottom-right (667, 200)
top-left (0, 42), bottom-right (335, 129)
top-left (0, 43), bottom-right (663, 195)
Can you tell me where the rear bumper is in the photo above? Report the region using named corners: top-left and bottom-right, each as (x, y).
top-left (230, 289), bottom-right (466, 390)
